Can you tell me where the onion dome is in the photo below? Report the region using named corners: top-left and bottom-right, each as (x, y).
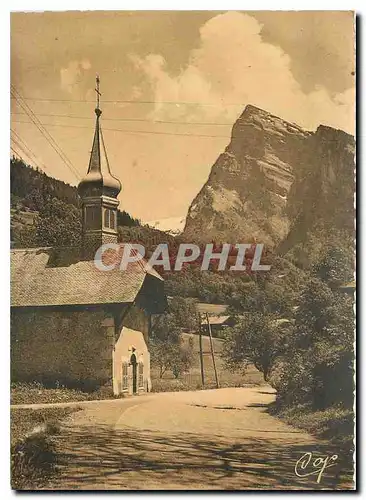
top-left (78, 107), bottom-right (122, 199)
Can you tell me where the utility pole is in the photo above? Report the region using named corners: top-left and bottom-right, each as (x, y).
top-left (206, 312), bottom-right (220, 389)
top-left (198, 314), bottom-right (205, 387)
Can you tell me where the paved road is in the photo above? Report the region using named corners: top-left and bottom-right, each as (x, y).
top-left (48, 387), bottom-right (351, 490)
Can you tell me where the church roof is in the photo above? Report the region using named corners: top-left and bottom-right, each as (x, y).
top-left (201, 315), bottom-right (231, 325)
top-left (195, 303), bottom-right (229, 315)
top-left (11, 246), bottom-right (163, 309)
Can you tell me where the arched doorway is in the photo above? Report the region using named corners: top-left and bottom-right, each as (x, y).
top-left (130, 352), bottom-right (137, 394)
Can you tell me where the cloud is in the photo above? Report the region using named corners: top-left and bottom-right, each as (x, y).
top-left (131, 12), bottom-right (354, 134)
top-left (60, 59), bottom-right (91, 94)
top-left (81, 59), bottom-right (91, 70)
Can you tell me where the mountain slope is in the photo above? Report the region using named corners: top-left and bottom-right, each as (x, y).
top-left (183, 105), bottom-right (354, 255)
top-left (278, 125), bottom-right (355, 259)
top-left (10, 158), bottom-right (141, 247)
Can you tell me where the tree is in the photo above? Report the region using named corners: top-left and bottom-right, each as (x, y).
top-left (313, 241), bottom-right (354, 289)
top-left (275, 276), bottom-right (354, 410)
top-left (117, 210), bottom-right (141, 228)
top-left (171, 337), bottom-right (194, 379)
top-left (150, 313), bottom-right (182, 378)
top-left (11, 223), bottom-right (37, 248)
top-left (168, 297), bottom-right (199, 332)
top-left (150, 308), bottom-right (195, 379)
top-left (150, 340), bottom-right (172, 379)
top-left (223, 312), bottom-right (292, 382)
top-left (35, 198), bottom-right (82, 247)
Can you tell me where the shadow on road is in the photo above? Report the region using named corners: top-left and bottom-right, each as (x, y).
top-left (51, 424), bottom-right (353, 490)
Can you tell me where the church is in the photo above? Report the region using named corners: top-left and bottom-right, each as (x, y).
top-left (11, 78), bottom-right (166, 396)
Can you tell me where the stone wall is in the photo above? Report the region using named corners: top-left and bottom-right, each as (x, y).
top-left (11, 308), bottom-right (114, 390)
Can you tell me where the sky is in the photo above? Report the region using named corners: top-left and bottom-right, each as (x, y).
top-left (10, 11), bottom-right (355, 222)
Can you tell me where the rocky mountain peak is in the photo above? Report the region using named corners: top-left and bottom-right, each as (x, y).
top-left (183, 104), bottom-right (354, 255)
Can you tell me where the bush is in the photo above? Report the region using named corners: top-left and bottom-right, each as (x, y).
top-left (11, 431), bottom-right (57, 489)
top-left (11, 407), bottom-right (78, 490)
top-left (271, 404), bottom-right (354, 453)
top-left (151, 378), bottom-right (194, 393)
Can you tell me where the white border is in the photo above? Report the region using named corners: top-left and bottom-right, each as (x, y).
top-left (2, 3), bottom-right (361, 498)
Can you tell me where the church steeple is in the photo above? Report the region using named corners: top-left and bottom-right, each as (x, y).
top-left (78, 76), bottom-right (122, 260)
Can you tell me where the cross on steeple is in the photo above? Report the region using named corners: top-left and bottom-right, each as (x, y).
top-left (95, 74), bottom-right (102, 115)
top-left (77, 74), bottom-right (122, 260)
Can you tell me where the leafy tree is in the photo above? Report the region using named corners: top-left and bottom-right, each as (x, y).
top-left (221, 259), bottom-right (305, 382)
top-left (150, 340), bottom-right (173, 379)
top-left (117, 210), bottom-right (141, 228)
top-left (276, 277), bottom-right (354, 410)
top-left (150, 308), bottom-right (195, 379)
top-left (168, 297), bottom-right (199, 332)
top-left (313, 242), bottom-right (354, 289)
top-left (171, 337), bottom-right (194, 379)
top-left (150, 313), bottom-right (182, 378)
top-left (23, 187), bottom-right (45, 212)
top-left (35, 198), bottom-right (82, 247)
top-left (11, 223), bottom-right (37, 248)
top-left (223, 312), bottom-right (292, 381)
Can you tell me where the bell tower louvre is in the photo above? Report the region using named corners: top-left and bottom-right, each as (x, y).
top-left (77, 76), bottom-right (122, 260)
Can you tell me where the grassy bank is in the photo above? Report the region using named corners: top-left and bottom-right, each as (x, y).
top-left (11, 382), bottom-right (121, 405)
top-left (11, 406), bottom-right (80, 490)
top-left (273, 404), bottom-right (354, 450)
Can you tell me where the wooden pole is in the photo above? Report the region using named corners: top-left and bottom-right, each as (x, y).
top-left (198, 314), bottom-right (205, 388)
top-left (206, 312), bottom-right (220, 389)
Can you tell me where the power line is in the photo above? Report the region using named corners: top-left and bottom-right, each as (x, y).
top-left (11, 87), bottom-right (80, 180)
top-left (12, 110), bottom-right (233, 127)
top-left (12, 118), bottom-right (231, 139)
top-left (11, 86), bottom-right (81, 181)
top-left (10, 95), bottom-right (243, 107)
top-left (10, 146), bottom-right (25, 162)
top-left (11, 129), bottom-right (45, 171)
top-left (11, 137), bottom-right (41, 170)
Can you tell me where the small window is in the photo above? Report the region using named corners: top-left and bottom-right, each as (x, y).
top-left (104, 209), bottom-right (109, 228)
top-left (122, 362), bottom-right (128, 391)
top-left (138, 362), bottom-right (144, 388)
top-left (110, 210), bottom-right (115, 229)
top-left (85, 206), bottom-right (100, 230)
top-left (104, 208), bottom-right (116, 230)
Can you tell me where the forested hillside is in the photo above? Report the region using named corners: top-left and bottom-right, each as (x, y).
top-left (10, 157), bottom-right (141, 248)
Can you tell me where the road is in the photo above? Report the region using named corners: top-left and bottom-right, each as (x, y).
top-left (47, 387), bottom-right (351, 490)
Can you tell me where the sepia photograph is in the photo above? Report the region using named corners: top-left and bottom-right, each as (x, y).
top-left (10, 9), bottom-right (355, 491)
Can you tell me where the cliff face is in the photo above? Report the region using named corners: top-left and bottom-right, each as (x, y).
top-left (279, 125), bottom-right (355, 257)
top-left (183, 105), bottom-right (355, 254)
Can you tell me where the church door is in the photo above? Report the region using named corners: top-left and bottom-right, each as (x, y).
top-left (130, 353), bottom-right (137, 394)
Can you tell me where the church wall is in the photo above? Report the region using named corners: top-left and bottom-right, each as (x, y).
top-left (11, 308), bottom-right (114, 390)
top-left (112, 305), bottom-right (151, 395)
top-left (123, 304), bottom-right (150, 343)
